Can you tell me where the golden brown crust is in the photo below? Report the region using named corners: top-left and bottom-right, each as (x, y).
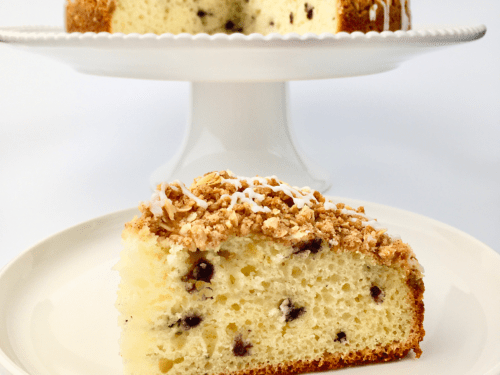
top-left (65, 0), bottom-right (115, 33)
top-left (221, 339), bottom-right (417, 375)
top-left (337, 0), bottom-right (411, 33)
top-left (406, 268), bottom-right (426, 358)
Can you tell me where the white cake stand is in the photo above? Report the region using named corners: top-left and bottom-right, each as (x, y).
top-left (0, 25), bottom-right (486, 191)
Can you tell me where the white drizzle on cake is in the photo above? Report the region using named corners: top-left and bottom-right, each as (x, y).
top-left (369, 0), bottom-right (410, 32)
top-left (144, 171), bottom-right (396, 237)
top-left (221, 175), bottom-right (318, 212)
top-left (377, 0), bottom-right (390, 31)
top-left (369, 4), bottom-right (378, 22)
top-left (147, 173), bottom-right (322, 216)
top-left (401, 0), bottom-right (410, 31)
top-left (173, 180), bottom-right (209, 209)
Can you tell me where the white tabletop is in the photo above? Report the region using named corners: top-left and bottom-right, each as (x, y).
top-left (1, 0), bottom-right (499, 270)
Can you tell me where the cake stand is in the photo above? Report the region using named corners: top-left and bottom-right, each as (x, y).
top-left (0, 25), bottom-right (486, 191)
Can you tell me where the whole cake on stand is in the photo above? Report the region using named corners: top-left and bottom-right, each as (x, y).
top-left (66, 0), bottom-right (411, 35)
top-left (62, 0), bottom-right (426, 192)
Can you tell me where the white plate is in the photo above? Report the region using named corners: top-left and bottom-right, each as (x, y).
top-left (1, 199), bottom-right (500, 375)
top-left (0, 25), bottom-right (486, 81)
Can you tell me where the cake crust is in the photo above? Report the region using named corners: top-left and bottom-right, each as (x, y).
top-left (66, 0), bottom-right (115, 33)
top-left (337, 0), bottom-right (411, 33)
top-left (226, 341), bottom-right (414, 375)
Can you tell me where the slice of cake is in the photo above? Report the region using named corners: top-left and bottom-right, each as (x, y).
top-left (66, 0), bottom-right (411, 34)
top-left (115, 171), bottom-right (425, 375)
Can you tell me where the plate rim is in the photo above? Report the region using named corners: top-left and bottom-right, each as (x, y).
top-left (1, 198), bottom-right (499, 375)
top-left (0, 207), bottom-right (138, 375)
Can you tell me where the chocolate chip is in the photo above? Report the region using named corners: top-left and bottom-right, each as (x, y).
top-left (194, 260), bottom-right (214, 282)
top-left (184, 259), bottom-right (214, 283)
top-left (182, 259), bottom-right (214, 293)
top-left (293, 238), bottom-right (322, 255)
top-left (197, 10), bottom-right (207, 18)
top-left (280, 299), bottom-right (306, 322)
top-left (370, 286), bottom-right (381, 298)
top-left (289, 12), bottom-right (294, 24)
top-left (370, 285), bottom-right (385, 304)
top-left (305, 3), bottom-right (314, 19)
top-left (270, 21), bottom-right (275, 26)
top-left (233, 334), bottom-right (252, 356)
top-left (287, 306), bottom-right (305, 322)
top-left (334, 331), bottom-right (347, 343)
top-left (224, 20), bottom-right (243, 32)
top-left (169, 314), bottom-right (203, 330)
top-left (182, 315), bottom-right (202, 330)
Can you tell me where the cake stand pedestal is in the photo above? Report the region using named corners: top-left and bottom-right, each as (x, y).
top-left (152, 81), bottom-right (329, 190)
top-left (0, 25), bottom-right (486, 191)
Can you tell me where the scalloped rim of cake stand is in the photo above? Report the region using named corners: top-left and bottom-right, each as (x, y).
top-left (0, 24), bottom-right (487, 81)
top-left (0, 24), bottom-right (487, 44)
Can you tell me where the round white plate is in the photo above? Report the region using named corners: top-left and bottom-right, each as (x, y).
top-left (1, 198), bottom-right (499, 375)
top-left (0, 25), bottom-right (486, 81)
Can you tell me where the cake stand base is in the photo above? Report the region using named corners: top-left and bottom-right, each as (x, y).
top-left (150, 82), bottom-right (331, 191)
top-left (1, 25), bottom-right (486, 192)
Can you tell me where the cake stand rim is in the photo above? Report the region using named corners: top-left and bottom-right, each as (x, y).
top-left (0, 24), bottom-right (487, 47)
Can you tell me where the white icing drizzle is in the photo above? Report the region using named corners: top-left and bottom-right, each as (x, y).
top-left (340, 208), bottom-right (402, 240)
top-left (377, 0), bottom-right (390, 31)
top-left (278, 185), bottom-right (317, 209)
top-left (221, 175), bottom-right (318, 211)
top-left (221, 188), bottom-right (271, 213)
top-left (147, 182), bottom-right (169, 217)
top-left (401, 0), bottom-right (410, 31)
top-left (146, 180), bottom-right (209, 217)
top-left (221, 177), bottom-right (243, 190)
top-left (362, 219), bottom-right (387, 231)
top-left (389, 233), bottom-right (402, 241)
top-left (323, 201), bottom-right (337, 210)
top-left (146, 173), bottom-right (404, 242)
top-left (172, 180), bottom-right (209, 209)
top-left (341, 208), bottom-right (366, 218)
top-left (373, 0), bottom-right (409, 32)
top-left (369, 4), bottom-right (378, 22)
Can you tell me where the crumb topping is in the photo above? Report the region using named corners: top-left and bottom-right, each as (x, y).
top-left (128, 171), bottom-right (423, 276)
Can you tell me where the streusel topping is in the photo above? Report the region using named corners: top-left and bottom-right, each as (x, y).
top-left (127, 171), bottom-right (423, 276)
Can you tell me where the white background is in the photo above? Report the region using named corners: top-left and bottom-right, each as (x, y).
top-left (0, 0), bottom-right (499, 270)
